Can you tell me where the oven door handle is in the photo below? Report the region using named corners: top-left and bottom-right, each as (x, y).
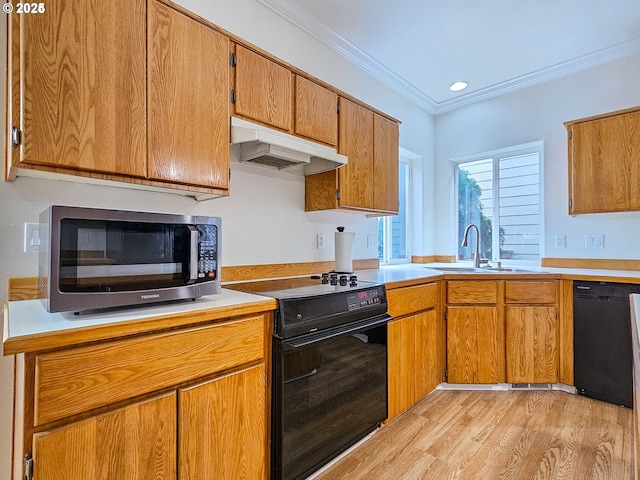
top-left (281, 314), bottom-right (392, 351)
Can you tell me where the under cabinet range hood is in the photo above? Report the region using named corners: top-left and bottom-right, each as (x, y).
top-left (230, 117), bottom-right (347, 175)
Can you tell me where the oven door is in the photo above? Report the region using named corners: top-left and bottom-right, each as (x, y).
top-left (272, 314), bottom-right (390, 480)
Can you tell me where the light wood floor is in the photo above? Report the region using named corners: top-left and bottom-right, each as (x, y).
top-left (313, 390), bottom-right (634, 480)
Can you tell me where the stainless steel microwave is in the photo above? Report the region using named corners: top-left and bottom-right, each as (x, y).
top-left (39, 206), bottom-right (222, 313)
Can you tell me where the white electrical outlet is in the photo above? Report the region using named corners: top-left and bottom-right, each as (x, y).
top-left (584, 234), bottom-right (604, 249)
top-left (316, 233), bottom-right (325, 249)
top-left (367, 234), bottom-right (374, 249)
top-left (554, 234), bottom-right (566, 248)
top-left (24, 223), bottom-right (40, 252)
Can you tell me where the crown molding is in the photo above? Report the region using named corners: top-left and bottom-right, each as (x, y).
top-left (256, 0), bottom-right (640, 115)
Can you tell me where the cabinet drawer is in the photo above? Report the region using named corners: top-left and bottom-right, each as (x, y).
top-left (505, 281), bottom-right (557, 304)
top-left (447, 281), bottom-right (498, 304)
top-left (34, 316), bottom-right (264, 426)
top-left (387, 283), bottom-right (437, 317)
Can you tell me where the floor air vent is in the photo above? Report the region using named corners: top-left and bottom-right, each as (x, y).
top-left (510, 383), bottom-right (553, 390)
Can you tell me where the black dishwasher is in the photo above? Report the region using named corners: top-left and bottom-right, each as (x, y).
top-left (573, 281), bottom-right (639, 408)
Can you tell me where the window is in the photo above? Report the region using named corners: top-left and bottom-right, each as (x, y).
top-left (378, 156), bottom-right (411, 264)
top-left (456, 142), bottom-right (543, 264)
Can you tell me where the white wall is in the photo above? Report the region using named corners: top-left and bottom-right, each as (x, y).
top-left (0, 2), bottom-right (435, 476)
top-left (434, 53), bottom-right (640, 259)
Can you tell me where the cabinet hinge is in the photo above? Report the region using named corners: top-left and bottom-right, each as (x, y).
top-left (229, 52), bottom-right (237, 67)
top-left (24, 453), bottom-right (33, 480)
top-left (11, 126), bottom-right (22, 148)
top-left (336, 103), bottom-right (340, 114)
top-left (444, 369), bottom-right (448, 381)
top-left (569, 198), bottom-right (573, 209)
top-left (264, 373), bottom-right (268, 387)
top-left (336, 189), bottom-right (341, 200)
top-left (568, 130), bottom-right (572, 140)
top-left (229, 168), bottom-right (231, 181)
top-left (231, 90), bottom-right (237, 104)
top-left (444, 310), bottom-right (447, 322)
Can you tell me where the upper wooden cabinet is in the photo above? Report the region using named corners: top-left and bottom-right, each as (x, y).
top-left (565, 106), bottom-right (640, 214)
top-left (305, 98), bottom-right (400, 215)
top-left (373, 114), bottom-right (400, 213)
top-left (9, 0), bottom-right (147, 177)
top-left (294, 76), bottom-right (338, 146)
top-left (148, 1), bottom-right (230, 190)
top-left (233, 45), bottom-right (293, 131)
top-left (338, 98), bottom-right (375, 209)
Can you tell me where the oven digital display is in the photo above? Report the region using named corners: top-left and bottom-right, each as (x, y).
top-left (347, 288), bottom-right (382, 310)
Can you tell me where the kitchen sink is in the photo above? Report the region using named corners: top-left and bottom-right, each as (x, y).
top-left (426, 266), bottom-right (535, 273)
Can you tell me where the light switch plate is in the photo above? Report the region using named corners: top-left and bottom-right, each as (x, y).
top-left (24, 223), bottom-right (40, 252)
top-left (554, 234), bottom-right (565, 248)
top-left (367, 234), bottom-right (374, 249)
top-left (317, 233), bottom-right (325, 249)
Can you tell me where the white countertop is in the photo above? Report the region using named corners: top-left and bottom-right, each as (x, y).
top-left (3, 288), bottom-right (276, 355)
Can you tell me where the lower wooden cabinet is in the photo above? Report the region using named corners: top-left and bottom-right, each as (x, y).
top-left (447, 306), bottom-right (504, 384)
top-left (505, 306), bottom-right (558, 383)
top-left (386, 282), bottom-right (441, 421)
top-left (13, 313), bottom-right (271, 480)
top-left (33, 392), bottom-right (176, 480)
top-left (179, 365), bottom-right (266, 480)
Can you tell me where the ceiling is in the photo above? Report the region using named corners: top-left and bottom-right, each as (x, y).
top-left (256, 0), bottom-right (640, 114)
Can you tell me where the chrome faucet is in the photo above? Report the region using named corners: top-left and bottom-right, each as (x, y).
top-left (461, 223), bottom-right (481, 268)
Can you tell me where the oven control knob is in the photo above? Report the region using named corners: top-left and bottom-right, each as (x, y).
top-left (339, 275), bottom-right (348, 286)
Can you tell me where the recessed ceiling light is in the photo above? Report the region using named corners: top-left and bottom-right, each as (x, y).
top-left (449, 81), bottom-right (468, 92)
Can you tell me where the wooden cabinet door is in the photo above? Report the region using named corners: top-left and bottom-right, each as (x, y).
top-left (17, 0), bottom-right (146, 176)
top-left (148, 1), bottom-right (230, 189)
top-left (447, 306), bottom-right (503, 383)
top-left (387, 316), bottom-right (416, 420)
top-left (234, 45), bottom-right (292, 131)
top-left (506, 306), bottom-right (558, 383)
top-left (179, 364), bottom-right (266, 480)
top-left (373, 114), bottom-right (399, 213)
top-left (294, 76), bottom-right (337, 146)
top-left (32, 393), bottom-right (176, 480)
top-left (415, 309), bottom-right (439, 400)
top-left (567, 108), bottom-right (640, 214)
top-left (338, 98), bottom-right (374, 210)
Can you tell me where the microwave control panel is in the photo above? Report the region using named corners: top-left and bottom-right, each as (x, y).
top-left (197, 225), bottom-right (218, 279)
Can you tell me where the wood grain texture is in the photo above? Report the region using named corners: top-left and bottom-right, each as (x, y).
top-left (373, 113), bottom-right (400, 213)
top-left (148, 1), bottom-right (230, 189)
top-left (567, 107), bottom-right (640, 214)
top-left (387, 316), bottom-right (416, 421)
top-left (33, 392), bottom-right (176, 480)
top-left (315, 390), bottom-right (633, 480)
top-left (234, 45), bottom-right (292, 131)
top-left (338, 98), bottom-right (374, 210)
top-left (415, 309), bottom-right (439, 400)
top-left (294, 75), bottom-right (337, 146)
top-left (387, 282), bottom-right (438, 318)
top-left (447, 306), bottom-right (504, 383)
top-left (447, 280), bottom-right (499, 304)
top-left (305, 170), bottom-right (339, 211)
top-left (505, 280), bottom-right (558, 304)
top-left (20, 0), bottom-right (146, 176)
top-left (179, 364), bottom-right (266, 480)
top-left (559, 279), bottom-right (574, 385)
top-left (221, 258), bottom-right (379, 282)
top-left (506, 306), bottom-right (558, 383)
top-left (34, 316), bottom-right (264, 425)
top-left (7, 276), bottom-right (38, 301)
top-left (542, 257), bottom-right (640, 272)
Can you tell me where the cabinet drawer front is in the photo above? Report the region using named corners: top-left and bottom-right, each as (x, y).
top-left (505, 281), bottom-right (557, 304)
top-left (387, 283), bottom-right (438, 317)
top-left (35, 316), bottom-right (264, 426)
top-left (447, 281), bottom-right (498, 304)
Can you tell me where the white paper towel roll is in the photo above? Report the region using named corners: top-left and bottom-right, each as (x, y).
top-left (335, 229), bottom-right (355, 273)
